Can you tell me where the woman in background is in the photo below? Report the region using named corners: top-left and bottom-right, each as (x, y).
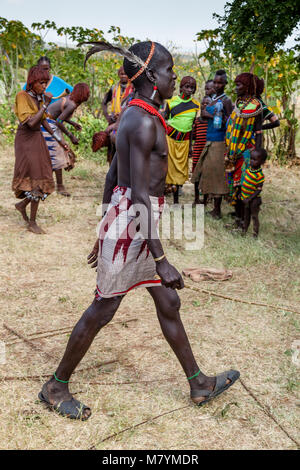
top-left (24, 57), bottom-right (74, 196)
top-left (14, 66), bottom-right (68, 234)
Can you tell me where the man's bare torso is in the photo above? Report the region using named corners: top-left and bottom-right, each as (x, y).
top-left (116, 107), bottom-right (168, 197)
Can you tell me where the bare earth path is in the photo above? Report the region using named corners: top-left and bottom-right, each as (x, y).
top-left (0, 146), bottom-right (299, 450)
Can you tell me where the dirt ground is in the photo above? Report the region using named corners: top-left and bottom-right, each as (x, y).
top-left (0, 146), bottom-right (299, 450)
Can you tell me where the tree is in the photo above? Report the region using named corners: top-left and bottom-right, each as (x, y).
top-left (195, 1), bottom-right (300, 160)
top-left (214, 0), bottom-right (300, 61)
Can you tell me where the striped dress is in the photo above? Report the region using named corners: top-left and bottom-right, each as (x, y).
top-left (192, 119), bottom-right (208, 173)
top-left (241, 167), bottom-right (264, 200)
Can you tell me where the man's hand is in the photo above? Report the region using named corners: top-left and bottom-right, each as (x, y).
top-left (87, 239), bottom-right (99, 268)
top-left (155, 258), bottom-right (184, 290)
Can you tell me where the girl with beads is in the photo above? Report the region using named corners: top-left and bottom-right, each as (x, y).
top-left (164, 76), bottom-right (200, 204)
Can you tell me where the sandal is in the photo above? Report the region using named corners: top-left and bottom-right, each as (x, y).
top-left (38, 384), bottom-right (91, 421)
top-left (191, 369), bottom-right (240, 406)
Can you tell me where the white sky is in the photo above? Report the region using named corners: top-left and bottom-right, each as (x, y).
top-left (1, 0), bottom-right (228, 53)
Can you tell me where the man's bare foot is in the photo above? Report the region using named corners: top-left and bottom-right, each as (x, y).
top-left (57, 185), bottom-right (71, 197)
top-left (15, 202), bottom-right (29, 224)
top-left (28, 221), bottom-right (46, 234)
top-left (40, 378), bottom-right (91, 420)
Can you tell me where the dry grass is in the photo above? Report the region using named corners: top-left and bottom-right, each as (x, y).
top-left (0, 146), bottom-right (299, 450)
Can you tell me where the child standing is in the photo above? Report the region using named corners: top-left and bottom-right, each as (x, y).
top-left (241, 148), bottom-right (267, 237)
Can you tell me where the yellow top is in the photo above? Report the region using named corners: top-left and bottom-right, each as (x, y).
top-left (14, 90), bottom-right (46, 123)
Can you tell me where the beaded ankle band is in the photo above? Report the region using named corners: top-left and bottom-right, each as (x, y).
top-left (187, 370), bottom-right (201, 380)
top-left (54, 372), bottom-right (69, 384)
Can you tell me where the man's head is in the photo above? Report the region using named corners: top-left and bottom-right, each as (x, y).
top-left (213, 70), bottom-right (227, 95)
top-left (235, 73), bottom-right (264, 98)
top-left (205, 79), bottom-right (215, 97)
top-left (69, 83), bottom-right (90, 105)
top-left (37, 56), bottom-right (51, 73)
top-left (118, 66), bottom-right (129, 84)
top-left (26, 65), bottom-right (50, 93)
top-left (179, 76), bottom-right (196, 98)
top-left (123, 41), bottom-right (176, 101)
top-left (250, 148), bottom-right (267, 169)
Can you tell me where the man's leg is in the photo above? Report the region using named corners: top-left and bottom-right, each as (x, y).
top-left (55, 169), bottom-right (70, 197)
top-left (147, 285), bottom-right (233, 402)
top-left (41, 295), bottom-right (123, 418)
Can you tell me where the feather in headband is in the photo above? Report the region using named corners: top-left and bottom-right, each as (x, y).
top-left (79, 41), bottom-right (146, 71)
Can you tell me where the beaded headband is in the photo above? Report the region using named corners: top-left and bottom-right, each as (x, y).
top-left (130, 42), bottom-right (156, 83)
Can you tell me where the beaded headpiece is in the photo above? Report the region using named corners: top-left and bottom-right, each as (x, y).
top-left (129, 42), bottom-right (156, 82)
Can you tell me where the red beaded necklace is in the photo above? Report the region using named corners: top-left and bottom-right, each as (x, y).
top-left (128, 98), bottom-right (167, 132)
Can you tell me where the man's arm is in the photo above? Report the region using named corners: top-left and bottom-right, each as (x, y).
top-left (87, 153), bottom-right (118, 268)
top-left (102, 152), bottom-right (118, 209)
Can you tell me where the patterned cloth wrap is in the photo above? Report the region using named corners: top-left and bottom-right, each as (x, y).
top-left (41, 118), bottom-right (70, 171)
top-left (95, 186), bottom-right (165, 299)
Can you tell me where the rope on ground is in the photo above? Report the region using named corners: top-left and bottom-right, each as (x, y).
top-left (0, 360), bottom-right (118, 382)
top-left (3, 323), bottom-right (56, 361)
top-left (239, 379), bottom-right (299, 448)
top-left (6, 318), bottom-right (138, 345)
top-left (184, 282), bottom-right (300, 315)
top-left (89, 405), bottom-right (201, 448)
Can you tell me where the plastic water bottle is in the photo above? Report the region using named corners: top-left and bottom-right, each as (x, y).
top-left (213, 100), bottom-right (223, 129)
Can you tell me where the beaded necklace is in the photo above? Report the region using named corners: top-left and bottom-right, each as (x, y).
top-left (128, 98), bottom-right (167, 132)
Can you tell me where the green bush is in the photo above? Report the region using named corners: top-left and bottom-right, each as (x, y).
top-left (0, 103), bottom-right (17, 145)
top-left (73, 109), bottom-right (108, 164)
